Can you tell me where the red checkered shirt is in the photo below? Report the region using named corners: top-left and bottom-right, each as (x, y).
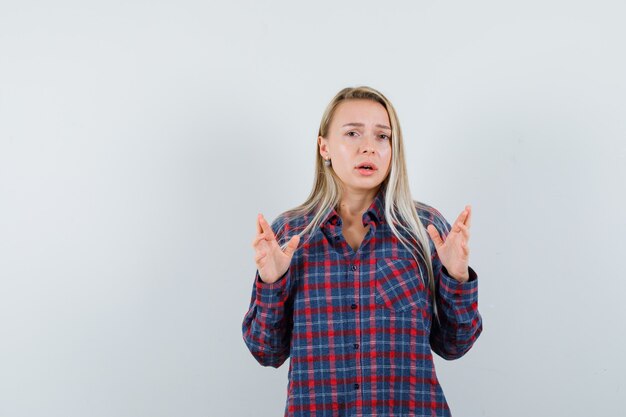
top-left (242, 187), bottom-right (483, 416)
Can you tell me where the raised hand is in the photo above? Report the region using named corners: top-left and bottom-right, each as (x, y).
top-left (252, 213), bottom-right (300, 284)
top-left (426, 205), bottom-right (472, 283)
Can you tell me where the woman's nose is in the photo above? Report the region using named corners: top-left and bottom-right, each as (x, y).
top-left (360, 135), bottom-right (376, 154)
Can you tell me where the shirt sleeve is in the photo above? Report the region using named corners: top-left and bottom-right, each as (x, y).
top-left (241, 216), bottom-right (294, 368)
top-left (427, 210), bottom-right (483, 360)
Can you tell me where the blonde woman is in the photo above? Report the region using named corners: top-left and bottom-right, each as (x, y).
top-left (242, 86), bottom-right (482, 417)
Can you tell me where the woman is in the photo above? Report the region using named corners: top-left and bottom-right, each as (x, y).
top-left (242, 86), bottom-right (482, 417)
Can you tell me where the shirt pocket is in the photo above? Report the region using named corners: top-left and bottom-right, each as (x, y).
top-left (374, 258), bottom-right (427, 313)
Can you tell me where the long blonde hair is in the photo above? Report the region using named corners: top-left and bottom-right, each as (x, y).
top-left (281, 86), bottom-right (442, 320)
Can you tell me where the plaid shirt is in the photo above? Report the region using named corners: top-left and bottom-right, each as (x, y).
top-left (242, 187), bottom-right (482, 417)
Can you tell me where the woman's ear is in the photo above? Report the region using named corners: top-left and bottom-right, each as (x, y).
top-left (318, 135), bottom-right (329, 158)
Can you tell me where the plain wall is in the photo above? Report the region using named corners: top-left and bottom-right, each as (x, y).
top-left (1, 1), bottom-right (625, 416)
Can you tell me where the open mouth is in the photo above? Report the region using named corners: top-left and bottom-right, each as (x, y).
top-left (355, 162), bottom-right (378, 171)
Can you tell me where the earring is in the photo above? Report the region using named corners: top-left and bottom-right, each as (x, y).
top-left (324, 157), bottom-right (332, 167)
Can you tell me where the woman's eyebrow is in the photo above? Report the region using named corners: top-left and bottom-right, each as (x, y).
top-left (342, 122), bottom-right (391, 130)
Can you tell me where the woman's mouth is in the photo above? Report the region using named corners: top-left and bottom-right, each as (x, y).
top-left (355, 162), bottom-right (378, 176)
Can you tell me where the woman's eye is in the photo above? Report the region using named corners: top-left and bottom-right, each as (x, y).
top-left (379, 134), bottom-right (390, 140)
top-left (347, 131), bottom-right (358, 137)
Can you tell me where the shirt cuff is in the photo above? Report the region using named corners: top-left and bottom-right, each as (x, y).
top-left (255, 269), bottom-right (289, 308)
top-left (439, 266), bottom-right (479, 305)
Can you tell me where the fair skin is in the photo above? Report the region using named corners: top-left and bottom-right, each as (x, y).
top-left (253, 99), bottom-right (472, 284)
top-left (318, 99), bottom-right (393, 252)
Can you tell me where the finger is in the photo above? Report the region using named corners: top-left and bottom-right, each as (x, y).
top-left (427, 224), bottom-right (444, 248)
top-left (454, 207), bottom-right (470, 228)
top-left (259, 214), bottom-right (277, 243)
top-left (256, 213), bottom-right (263, 234)
top-left (464, 205), bottom-right (472, 228)
top-left (254, 250), bottom-right (267, 264)
top-left (283, 235), bottom-right (301, 258)
top-left (456, 222), bottom-right (471, 241)
top-left (252, 233), bottom-right (268, 248)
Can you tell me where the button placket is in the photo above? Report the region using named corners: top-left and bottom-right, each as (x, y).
top-left (345, 259), bottom-right (362, 399)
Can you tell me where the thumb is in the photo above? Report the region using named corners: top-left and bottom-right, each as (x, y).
top-left (427, 224), bottom-right (444, 249)
top-left (283, 234), bottom-right (301, 258)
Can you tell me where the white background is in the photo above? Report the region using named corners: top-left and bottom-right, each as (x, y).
top-left (1, 1), bottom-right (625, 416)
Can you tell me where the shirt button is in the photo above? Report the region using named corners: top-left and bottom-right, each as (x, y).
top-left (351, 303), bottom-right (357, 309)
top-left (354, 343), bottom-right (359, 349)
top-left (351, 265), bottom-right (357, 271)
top-left (354, 383), bottom-right (359, 389)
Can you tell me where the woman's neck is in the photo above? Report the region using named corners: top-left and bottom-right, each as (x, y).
top-left (337, 188), bottom-right (378, 225)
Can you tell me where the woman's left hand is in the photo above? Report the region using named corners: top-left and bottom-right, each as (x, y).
top-left (426, 205), bottom-right (472, 283)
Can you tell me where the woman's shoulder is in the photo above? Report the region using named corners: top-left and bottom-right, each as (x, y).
top-left (413, 200), bottom-right (451, 235)
top-left (267, 208), bottom-right (310, 245)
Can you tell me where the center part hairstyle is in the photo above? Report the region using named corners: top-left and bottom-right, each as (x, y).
top-left (281, 86), bottom-right (442, 319)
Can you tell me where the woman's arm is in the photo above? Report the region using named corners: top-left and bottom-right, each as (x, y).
top-left (426, 206), bottom-right (483, 360)
top-left (241, 214), bottom-right (299, 368)
top-left (429, 264), bottom-right (482, 360)
top-left (241, 269), bottom-right (293, 368)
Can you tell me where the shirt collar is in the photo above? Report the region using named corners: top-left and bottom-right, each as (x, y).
top-left (320, 185), bottom-right (387, 229)
top-left (366, 185), bottom-right (386, 225)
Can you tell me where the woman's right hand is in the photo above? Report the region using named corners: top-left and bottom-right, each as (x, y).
top-left (252, 213), bottom-right (300, 284)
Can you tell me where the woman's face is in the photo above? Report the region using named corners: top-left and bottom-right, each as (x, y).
top-left (318, 99), bottom-right (392, 195)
